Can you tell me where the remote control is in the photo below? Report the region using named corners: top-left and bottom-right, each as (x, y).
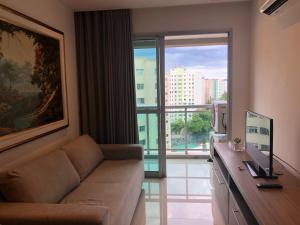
top-left (256, 183), bottom-right (283, 189)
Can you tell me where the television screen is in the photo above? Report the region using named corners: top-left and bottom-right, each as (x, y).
top-left (245, 111), bottom-right (273, 176)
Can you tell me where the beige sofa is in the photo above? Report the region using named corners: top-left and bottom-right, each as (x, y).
top-left (0, 135), bottom-right (144, 225)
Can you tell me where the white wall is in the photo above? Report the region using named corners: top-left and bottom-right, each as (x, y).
top-left (132, 1), bottom-right (252, 140)
top-left (250, 0), bottom-right (300, 173)
top-left (0, 0), bottom-right (79, 167)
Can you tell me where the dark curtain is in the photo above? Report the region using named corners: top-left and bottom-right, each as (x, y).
top-left (74, 9), bottom-right (138, 144)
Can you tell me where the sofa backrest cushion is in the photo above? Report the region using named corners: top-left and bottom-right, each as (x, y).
top-left (61, 135), bottom-right (104, 180)
top-left (0, 150), bottom-right (80, 203)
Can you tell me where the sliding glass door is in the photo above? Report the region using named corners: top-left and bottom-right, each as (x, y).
top-left (133, 33), bottom-right (230, 178)
top-left (133, 38), bottom-right (165, 177)
top-left (164, 33), bottom-right (229, 157)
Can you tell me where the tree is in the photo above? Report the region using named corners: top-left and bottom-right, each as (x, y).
top-left (171, 118), bottom-right (184, 134)
top-left (0, 58), bottom-right (33, 131)
top-left (187, 112), bottom-right (212, 134)
top-left (0, 58), bottom-right (19, 88)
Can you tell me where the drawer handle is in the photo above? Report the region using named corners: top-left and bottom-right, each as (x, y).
top-left (213, 168), bottom-right (225, 185)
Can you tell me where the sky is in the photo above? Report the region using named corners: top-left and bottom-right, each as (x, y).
top-left (134, 45), bottom-right (228, 78)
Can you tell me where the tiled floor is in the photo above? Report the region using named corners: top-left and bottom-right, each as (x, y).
top-left (132, 159), bottom-right (225, 225)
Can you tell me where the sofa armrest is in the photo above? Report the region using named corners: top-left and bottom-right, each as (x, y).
top-left (99, 144), bottom-right (144, 160)
top-left (0, 203), bottom-right (109, 225)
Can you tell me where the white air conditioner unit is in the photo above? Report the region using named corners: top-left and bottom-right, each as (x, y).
top-left (260, 0), bottom-right (296, 16)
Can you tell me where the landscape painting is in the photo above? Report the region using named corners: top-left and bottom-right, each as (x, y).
top-left (0, 5), bottom-right (68, 151)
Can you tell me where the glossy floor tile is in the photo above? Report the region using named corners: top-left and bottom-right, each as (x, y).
top-left (132, 159), bottom-right (225, 225)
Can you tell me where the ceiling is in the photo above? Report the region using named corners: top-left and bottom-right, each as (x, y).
top-left (60, 0), bottom-right (250, 11)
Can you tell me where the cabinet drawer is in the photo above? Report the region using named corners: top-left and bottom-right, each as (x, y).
top-left (213, 167), bottom-right (229, 224)
top-left (229, 192), bottom-right (248, 225)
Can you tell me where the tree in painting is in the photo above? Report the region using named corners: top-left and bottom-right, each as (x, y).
top-left (0, 20), bottom-right (64, 136)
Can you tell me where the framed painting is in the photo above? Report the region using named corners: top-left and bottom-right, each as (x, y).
top-left (0, 5), bottom-right (68, 151)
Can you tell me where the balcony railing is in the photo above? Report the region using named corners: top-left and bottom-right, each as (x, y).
top-left (165, 104), bottom-right (212, 156)
top-left (137, 104), bottom-right (213, 158)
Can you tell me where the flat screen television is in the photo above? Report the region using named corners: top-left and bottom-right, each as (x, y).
top-left (244, 111), bottom-right (276, 178)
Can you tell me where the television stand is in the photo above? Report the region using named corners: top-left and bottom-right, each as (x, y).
top-left (243, 160), bottom-right (278, 179)
top-left (213, 143), bottom-right (300, 225)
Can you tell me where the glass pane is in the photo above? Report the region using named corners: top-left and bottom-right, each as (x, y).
top-left (164, 38), bottom-right (228, 156)
top-left (166, 112), bottom-right (185, 153)
top-left (137, 113), bottom-right (159, 172)
top-left (166, 108), bottom-right (213, 155)
top-left (134, 40), bottom-right (158, 108)
top-left (134, 39), bottom-right (160, 174)
top-left (186, 111), bottom-right (213, 151)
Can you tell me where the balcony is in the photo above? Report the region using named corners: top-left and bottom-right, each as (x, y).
top-left (137, 104), bottom-right (213, 162)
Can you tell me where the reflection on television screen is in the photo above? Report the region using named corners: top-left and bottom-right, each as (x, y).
top-left (245, 111), bottom-right (273, 177)
top-left (246, 113), bottom-right (271, 156)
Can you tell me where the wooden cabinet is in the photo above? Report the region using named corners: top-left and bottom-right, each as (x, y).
top-left (213, 143), bottom-right (300, 225)
top-left (213, 149), bottom-right (258, 225)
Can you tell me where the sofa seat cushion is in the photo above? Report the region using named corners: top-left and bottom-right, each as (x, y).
top-left (61, 160), bottom-right (144, 225)
top-left (61, 135), bottom-right (104, 180)
top-left (85, 160), bottom-right (144, 183)
top-left (0, 151), bottom-right (80, 203)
